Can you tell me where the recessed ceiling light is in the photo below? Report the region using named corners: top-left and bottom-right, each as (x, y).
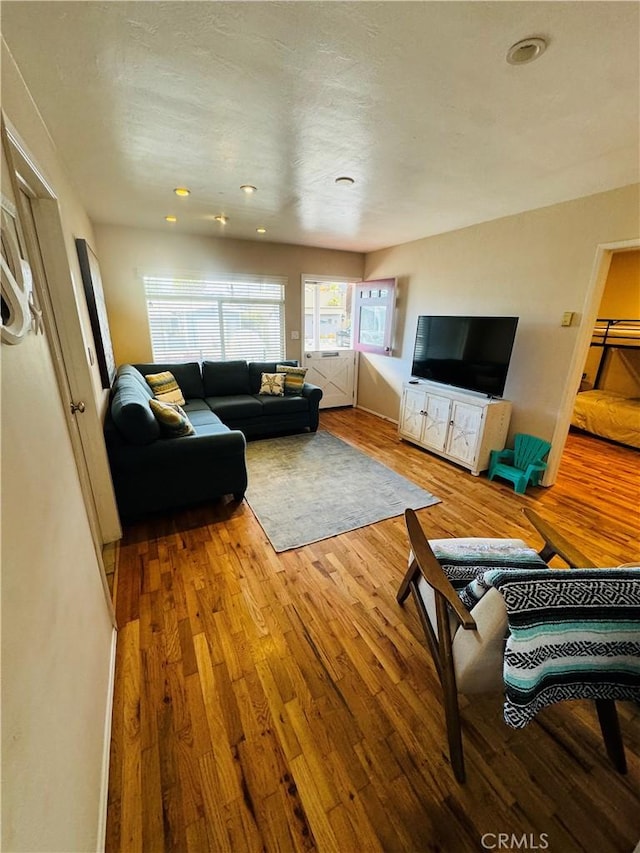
top-left (256, 227), bottom-right (267, 234)
top-left (214, 215), bottom-right (228, 224)
top-left (240, 185), bottom-right (257, 194)
top-left (165, 215), bottom-right (177, 223)
top-left (506, 37), bottom-right (547, 65)
top-left (174, 187), bottom-right (190, 197)
top-left (335, 176), bottom-right (355, 185)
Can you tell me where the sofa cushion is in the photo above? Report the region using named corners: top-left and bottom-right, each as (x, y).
top-left (111, 372), bottom-right (161, 445)
top-left (203, 360), bottom-right (250, 396)
top-left (255, 394), bottom-right (309, 414)
top-left (205, 394), bottom-right (263, 420)
top-left (133, 362), bottom-right (204, 399)
top-left (145, 371), bottom-right (186, 405)
top-left (181, 399), bottom-right (214, 414)
top-left (193, 421), bottom-right (239, 438)
top-left (258, 372), bottom-right (286, 396)
top-left (149, 399), bottom-right (195, 437)
top-left (185, 408), bottom-right (226, 428)
top-left (248, 360), bottom-right (297, 394)
top-left (276, 364), bottom-right (308, 395)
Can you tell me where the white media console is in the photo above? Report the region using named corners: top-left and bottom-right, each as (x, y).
top-left (398, 380), bottom-right (512, 476)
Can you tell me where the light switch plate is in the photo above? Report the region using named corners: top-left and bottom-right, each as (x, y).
top-left (561, 311), bottom-right (574, 327)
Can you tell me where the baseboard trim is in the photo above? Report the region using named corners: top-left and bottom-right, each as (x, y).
top-left (355, 404), bottom-right (398, 425)
top-left (97, 626), bottom-right (117, 852)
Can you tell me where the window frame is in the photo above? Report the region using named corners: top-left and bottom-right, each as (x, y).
top-left (143, 272), bottom-right (287, 363)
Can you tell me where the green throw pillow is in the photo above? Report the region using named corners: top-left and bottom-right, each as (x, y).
top-left (259, 372), bottom-right (286, 396)
top-left (145, 370), bottom-right (185, 405)
top-left (149, 399), bottom-right (195, 437)
top-left (276, 364), bottom-right (307, 395)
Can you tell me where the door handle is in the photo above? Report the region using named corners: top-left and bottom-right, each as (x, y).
top-left (70, 400), bottom-right (86, 414)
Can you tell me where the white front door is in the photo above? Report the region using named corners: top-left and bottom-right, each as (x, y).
top-left (302, 275), bottom-right (358, 409)
top-left (303, 349), bottom-right (356, 409)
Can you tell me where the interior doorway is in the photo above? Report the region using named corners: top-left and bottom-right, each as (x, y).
top-left (547, 238), bottom-right (640, 485)
top-left (302, 275), bottom-right (358, 408)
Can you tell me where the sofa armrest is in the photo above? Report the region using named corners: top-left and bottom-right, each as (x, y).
top-left (301, 381), bottom-right (323, 400)
top-left (301, 382), bottom-right (323, 430)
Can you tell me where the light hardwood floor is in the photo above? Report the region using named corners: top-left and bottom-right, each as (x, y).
top-left (107, 408), bottom-right (640, 853)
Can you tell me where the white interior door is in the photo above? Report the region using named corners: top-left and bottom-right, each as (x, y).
top-left (2, 119), bottom-right (118, 619)
top-left (303, 349), bottom-right (356, 409)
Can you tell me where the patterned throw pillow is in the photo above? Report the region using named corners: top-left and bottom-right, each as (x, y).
top-left (276, 364), bottom-right (307, 395)
top-left (149, 399), bottom-right (195, 437)
top-left (145, 371), bottom-right (185, 405)
top-left (259, 372), bottom-right (286, 396)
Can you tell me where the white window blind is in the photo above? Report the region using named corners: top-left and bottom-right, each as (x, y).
top-left (143, 274), bottom-right (286, 363)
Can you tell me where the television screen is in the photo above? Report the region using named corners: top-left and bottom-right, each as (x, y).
top-left (411, 315), bottom-right (518, 397)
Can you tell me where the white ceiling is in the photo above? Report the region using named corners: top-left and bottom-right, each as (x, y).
top-left (2, 1), bottom-right (639, 253)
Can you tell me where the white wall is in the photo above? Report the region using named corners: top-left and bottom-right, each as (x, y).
top-left (93, 224), bottom-right (364, 366)
top-left (360, 185), bottom-right (640, 446)
top-left (1, 40), bottom-right (116, 852)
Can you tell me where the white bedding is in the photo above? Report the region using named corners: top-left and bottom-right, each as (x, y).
top-left (571, 390), bottom-right (640, 449)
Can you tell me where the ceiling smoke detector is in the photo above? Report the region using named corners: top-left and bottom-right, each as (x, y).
top-left (335, 176), bottom-right (355, 185)
top-left (506, 37), bottom-right (547, 65)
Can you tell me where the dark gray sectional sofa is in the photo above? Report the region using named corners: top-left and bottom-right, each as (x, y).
top-left (104, 359), bottom-right (323, 518)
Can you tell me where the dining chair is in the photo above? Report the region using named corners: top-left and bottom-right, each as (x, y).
top-left (397, 507), bottom-right (628, 782)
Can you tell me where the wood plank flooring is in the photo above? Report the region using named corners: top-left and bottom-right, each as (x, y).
top-left (106, 409), bottom-right (640, 853)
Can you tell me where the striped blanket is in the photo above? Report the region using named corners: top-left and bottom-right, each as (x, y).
top-left (482, 568), bottom-right (640, 728)
top-left (430, 540), bottom-right (548, 611)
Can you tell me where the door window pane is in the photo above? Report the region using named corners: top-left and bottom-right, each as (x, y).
top-left (304, 279), bottom-right (354, 350)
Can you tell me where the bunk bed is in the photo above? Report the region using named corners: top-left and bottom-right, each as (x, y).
top-left (571, 319), bottom-right (640, 449)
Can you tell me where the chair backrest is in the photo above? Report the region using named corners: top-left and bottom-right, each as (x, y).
top-left (513, 433), bottom-right (551, 470)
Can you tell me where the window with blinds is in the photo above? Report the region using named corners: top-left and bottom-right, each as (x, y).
top-left (143, 274), bottom-right (286, 363)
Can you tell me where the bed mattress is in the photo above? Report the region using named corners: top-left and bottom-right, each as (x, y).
top-left (571, 389), bottom-right (640, 449)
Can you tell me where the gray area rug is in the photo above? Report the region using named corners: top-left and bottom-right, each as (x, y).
top-left (244, 430), bottom-right (441, 552)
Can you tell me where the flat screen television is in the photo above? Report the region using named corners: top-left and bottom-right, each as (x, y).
top-left (411, 315), bottom-right (519, 397)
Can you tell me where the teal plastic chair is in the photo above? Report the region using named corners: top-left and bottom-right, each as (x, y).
top-left (488, 433), bottom-right (551, 494)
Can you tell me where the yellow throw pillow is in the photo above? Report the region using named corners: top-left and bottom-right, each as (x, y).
top-left (149, 399), bottom-right (195, 437)
top-left (276, 364), bottom-right (307, 395)
top-left (145, 371), bottom-right (185, 405)
top-left (259, 372), bottom-right (286, 396)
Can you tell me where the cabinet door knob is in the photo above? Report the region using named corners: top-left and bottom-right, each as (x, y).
top-left (70, 400), bottom-right (86, 414)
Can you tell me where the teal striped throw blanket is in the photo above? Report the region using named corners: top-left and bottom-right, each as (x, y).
top-left (483, 568), bottom-right (640, 728)
top-left (430, 540), bottom-right (548, 610)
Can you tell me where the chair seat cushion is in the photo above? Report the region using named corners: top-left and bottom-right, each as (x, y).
top-left (453, 588), bottom-right (508, 694)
